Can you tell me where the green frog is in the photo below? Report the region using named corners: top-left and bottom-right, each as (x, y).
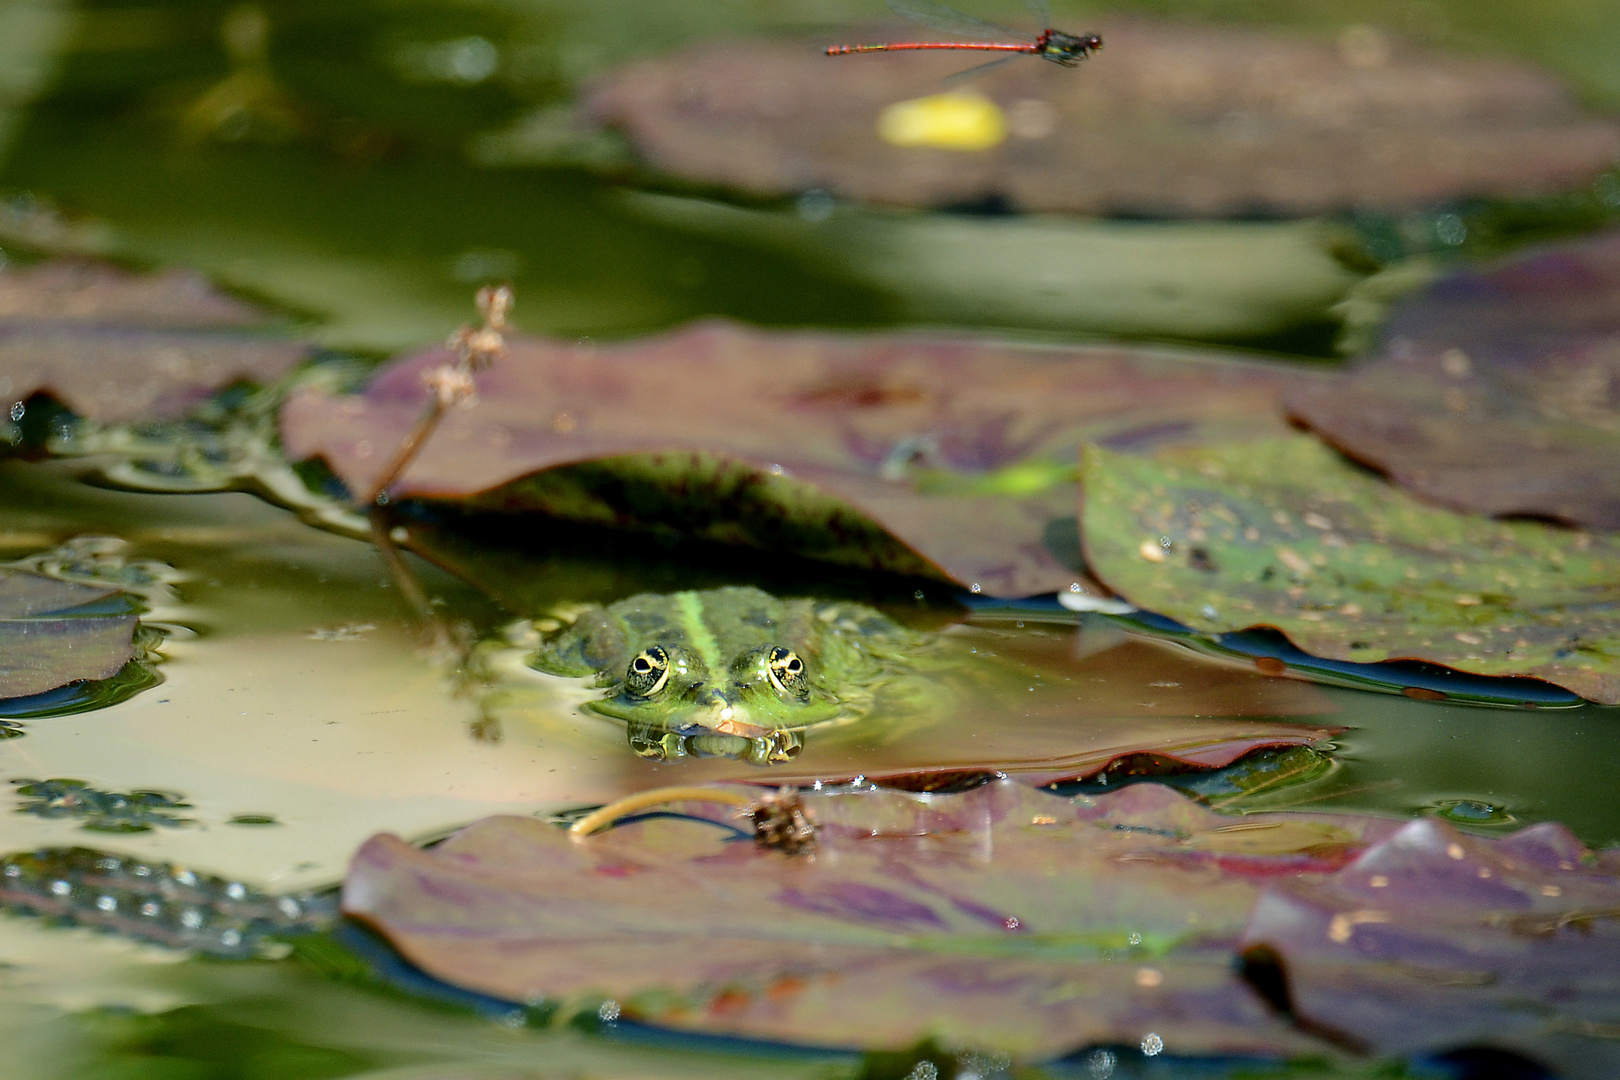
top-left (529, 585), bottom-right (924, 766)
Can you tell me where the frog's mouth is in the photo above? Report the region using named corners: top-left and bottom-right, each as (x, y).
top-left (587, 687), bottom-right (845, 734)
top-left (691, 690), bottom-right (771, 737)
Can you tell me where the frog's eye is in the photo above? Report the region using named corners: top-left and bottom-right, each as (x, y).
top-left (624, 645), bottom-right (671, 697)
top-left (765, 646), bottom-right (809, 700)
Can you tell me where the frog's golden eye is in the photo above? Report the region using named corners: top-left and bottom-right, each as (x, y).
top-left (624, 646), bottom-right (671, 697)
top-left (765, 646), bottom-right (809, 700)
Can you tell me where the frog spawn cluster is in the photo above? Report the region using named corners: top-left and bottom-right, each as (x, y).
top-left (0, 847), bottom-right (336, 957)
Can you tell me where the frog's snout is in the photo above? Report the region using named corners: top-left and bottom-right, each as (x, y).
top-left (693, 688), bottom-right (764, 737)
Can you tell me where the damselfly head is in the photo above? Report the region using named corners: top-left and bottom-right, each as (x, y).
top-left (1042, 30), bottom-right (1102, 64)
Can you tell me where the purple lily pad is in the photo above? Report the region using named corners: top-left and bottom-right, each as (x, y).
top-left (1241, 816), bottom-right (1620, 1077)
top-left (0, 259), bottom-right (310, 423)
top-left (279, 320), bottom-right (1322, 597)
top-left (585, 20), bottom-right (1620, 215)
top-left (344, 780), bottom-right (1408, 1059)
top-left (0, 568), bottom-right (138, 699)
top-left (1290, 228), bottom-right (1620, 531)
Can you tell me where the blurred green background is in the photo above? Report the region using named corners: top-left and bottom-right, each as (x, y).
top-left (2, 0), bottom-right (1616, 352)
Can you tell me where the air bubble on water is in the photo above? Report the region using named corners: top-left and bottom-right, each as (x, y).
top-left (905, 1062), bottom-right (938, 1080)
top-left (95, 895), bottom-right (117, 912)
top-left (180, 907), bottom-right (204, 930)
top-left (1141, 1032), bottom-right (1164, 1056)
top-left (173, 869), bottom-right (198, 887)
top-left (8, 402), bottom-right (22, 422)
top-left (597, 999), bottom-right (621, 1022)
top-left (1433, 799), bottom-right (1511, 825)
top-left (1086, 1048), bottom-right (1117, 1079)
top-left (220, 928), bottom-right (242, 948)
top-left (796, 189), bottom-right (835, 223)
top-left (1434, 213), bottom-right (1467, 246)
top-left (3, 864), bottom-right (19, 878)
top-left (1128, 931), bottom-right (1142, 946)
top-left (224, 882), bottom-right (247, 901)
top-left (277, 897), bottom-right (301, 919)
top-left (140, 901), bottom-right (161, 917)
top-left (49, 880), bottom-right (70, 897)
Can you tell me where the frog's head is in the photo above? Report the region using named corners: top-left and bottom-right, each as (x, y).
top-left (586, 640), bottom-right (844, 739)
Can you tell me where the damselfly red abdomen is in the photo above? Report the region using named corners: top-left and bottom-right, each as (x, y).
top-left (826, 0), bottom-right (1101, 73)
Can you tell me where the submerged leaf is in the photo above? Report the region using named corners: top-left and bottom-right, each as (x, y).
top-left (1240, 816), bottom-right (1620, 1078)
top-left (0, 568), bottom-right (137, 700)
top-left (344, 780), bottom-right (1403, 1058)
top-left (280, 320), bottom-right (1321, 597)
top-left (585, 21), bottom-right (1620, 215)
top-left (0, 259), bottom-right (310, 423)
top-left (1079, 436), bottom-right (1620, 703)
top-left (1290, 228), bottom-right (1620, 530)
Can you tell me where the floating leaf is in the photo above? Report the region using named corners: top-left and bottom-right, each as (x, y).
top-left (1290, 228), bottom-right (1620, 530)
top-left (1240, 816), bottom-right (1620, 1078)
top-left (585, 21), bottom-right (1620, 215)
top-left (1079, 436), bottom-right (1620, 703)
top-left (483, 614), bottom-right (1338, 787)
top-left (0, 568), bottom-right (138, 700)
top-left (344, 780), bottom-right (1407, 1059)
top-left (0, 259), bottom-right (310, 423)
top-left (280, 320), bottom-right (1323, 597)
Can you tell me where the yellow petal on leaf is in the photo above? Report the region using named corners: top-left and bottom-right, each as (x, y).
top-left (878, 92), bottom-right (1007, 151)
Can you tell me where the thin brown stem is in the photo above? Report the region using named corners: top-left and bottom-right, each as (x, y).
top-left (356, 397), bottom-right (446, 507)
top-left (368, 507), bottom-right (452, 654)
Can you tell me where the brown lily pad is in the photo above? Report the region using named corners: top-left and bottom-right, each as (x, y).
top-left (1079, 436), bottom-right (1620, 704)
top-left (1240, 816), bottom-right (1620, 1077)
top-left (584, 20), bottom-right (1620, 216)
top-left (0, 260), bottom-right (310, 423)
top-left (1290, 228), bottom-right (1620, 531)
top-left (483, 609), bottom-right (1337, 787)
top-left (279, 320), bottom-right (1324, 597)
top-left (0, 568), bottom-right (138, 700)
top-left (344, 780), bottom-right (1404, 1059)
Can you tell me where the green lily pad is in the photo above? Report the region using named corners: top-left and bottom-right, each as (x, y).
top-left (1078, 436), bottom-right (1620, 703)
top-left (0, 568), bottom-right (138, 700)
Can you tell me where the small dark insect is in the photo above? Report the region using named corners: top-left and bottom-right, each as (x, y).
top-left (826, 0), bottom-right (1101, 81)
top-left (750, 786), bottom-right (818, 855)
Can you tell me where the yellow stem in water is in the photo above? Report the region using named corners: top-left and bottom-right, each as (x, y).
top-left (568, 786), bottom-right (756, 837)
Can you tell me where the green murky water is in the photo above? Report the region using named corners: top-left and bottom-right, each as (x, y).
top-left (2, 1), bottom-right (1620, 1076)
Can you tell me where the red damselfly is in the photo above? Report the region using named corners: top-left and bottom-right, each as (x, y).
top-left (825, 0), bottom-right (1101, 77)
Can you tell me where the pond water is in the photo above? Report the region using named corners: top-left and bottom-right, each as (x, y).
top-left (2, 1), bottom-right (1619, 1077)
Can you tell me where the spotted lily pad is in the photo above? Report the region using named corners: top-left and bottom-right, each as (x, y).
top-left (1290, 228), bottom-right (1620, 531)
top-left (0, 568), bottom-right (138, 700)
top-left (344, 780), bottom-right (1403, 1059)
top-left (1240, 816), bottom-right (1620, 1078)
top-left (584, 21), bottom-right (1620, 215)
top-left (1079, 436), bottom-right (1620, 703)
top-left (280, 320), bottom-right (1323, 597)
top-left (0, 259), bottom-right (310, 423)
